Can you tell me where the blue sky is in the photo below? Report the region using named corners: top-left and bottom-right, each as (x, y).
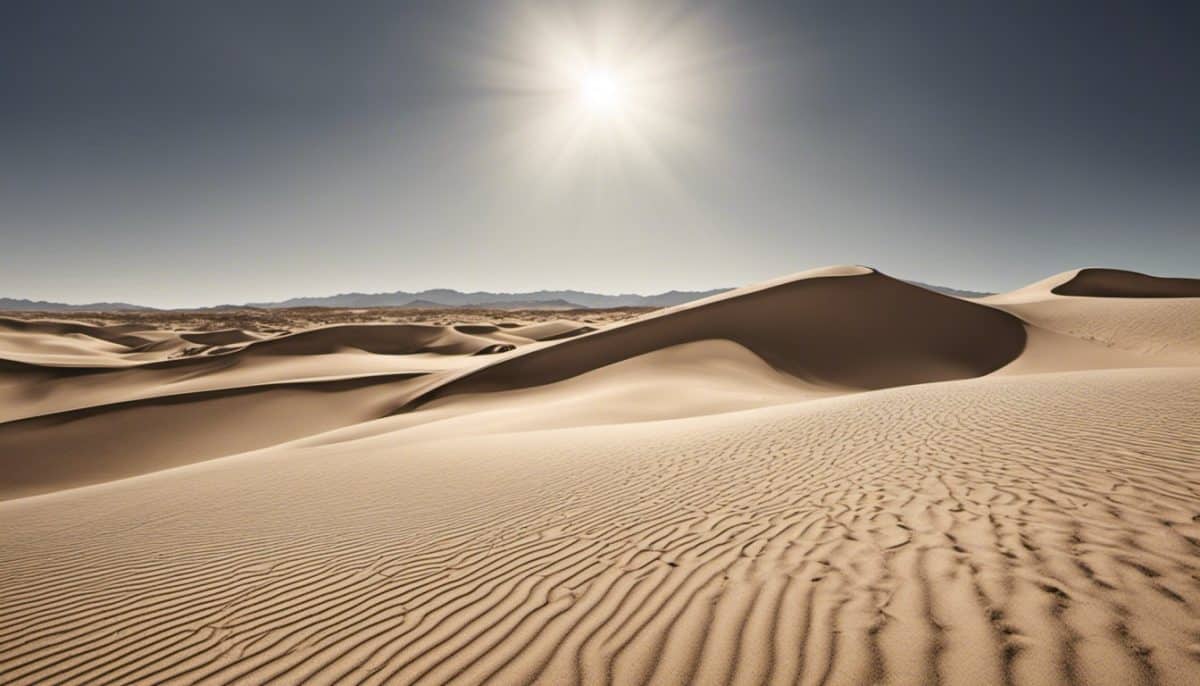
top-left (2, 1), bottom-right (1197, 307)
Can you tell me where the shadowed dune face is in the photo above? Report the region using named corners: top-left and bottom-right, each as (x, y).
top-left (406, 270), bottom-right (1027, 407)
top-left (241, 324), bottom-right (516, 357)
top-left (1051, 268), bottom-right (1200, 298)
top-left (178, 328), bottom-right (262, 346)
top-left (0, 373), bottom-right (429, 499)
top-left (507, 320), bottom-right (597, 341)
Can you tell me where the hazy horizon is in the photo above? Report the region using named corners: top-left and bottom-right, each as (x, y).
top-left (4, 1), bottom-right (1198, 308)
top-left (0, 263), bottom-right (1190, 309)
top-left (0, 265), bottom-right (992, 309)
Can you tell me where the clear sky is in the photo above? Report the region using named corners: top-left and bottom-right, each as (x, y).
top-left (3, 1), bottom-right (1198, 307)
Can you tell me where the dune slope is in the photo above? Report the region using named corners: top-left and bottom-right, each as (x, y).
top-left (0, 316), bottom-right (154, 348)
top-left (984, 269), bottom-right (1200, 363)
top-left (405, 267), bottom-right (1026, 408)
top-left (1, 368), bottom-right (1198, 685)
top-left (1051, 268), bottom-right (1200, 298)
top-left (241, 324), bottom-right (517, 357)
top-left (0, 373), bottom-right (428, 500)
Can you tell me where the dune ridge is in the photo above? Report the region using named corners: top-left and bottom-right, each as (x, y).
top-left (403, 267), bottom-right (1026, 410)
top-left (1051, 268), bottom-right (1200, 298)
top-left (0, 372), bottom-right (429, 500)
top-left (0, 319), bottom-right (583, 371)
top-left (179, 329), bottom-right (264, 346)
top-left (240, 324), bottom-right (517, 357)
top-left (0, 316), bottom-right (154, 348)
top-left (984, 269), bottom-right (1200, 363)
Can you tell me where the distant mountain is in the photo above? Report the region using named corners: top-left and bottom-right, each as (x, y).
top-left (0, 297), bottom-right (152, 312)
top-left (2, 281), bottom-right (990, 312)
top-left (398, 299), bottom-right (456, 309)
top-left (244, 288), bottom-right (731, 310)
top-left (469, 299), bottom-right (587, 310)
top-left (247, 282), bottom-right (992, 308)
top-left (388, 299), bottom-right (587, 310)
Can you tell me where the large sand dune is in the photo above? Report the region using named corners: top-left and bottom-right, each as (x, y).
top-left (1051, 268), bottom-right (1200, 298)
top-left (405, 266), bottom-right (1027, 409)
top-left (2, 266), bottom-right (1199, 685)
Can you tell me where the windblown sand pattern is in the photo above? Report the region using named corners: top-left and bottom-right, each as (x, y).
top-left (1, 267), bottom-right (1198, 685)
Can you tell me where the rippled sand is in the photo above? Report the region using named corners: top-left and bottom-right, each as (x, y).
top-left (2, 266), bottom-right (1198, 685)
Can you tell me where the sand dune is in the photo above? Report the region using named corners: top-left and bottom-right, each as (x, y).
top-left (1, 369), bottom-right (1197, 685)
top-left (1, 266), bottom-right (1199, 685)
top-left (240, 324), bottom-right (518, 357)
top-left (0, 318), bottom-right (563, 424)
top-left (1051, 267), bottom-right (1200, 298)
top-left (0, 318), bottom-right (582, 370)
top-left (313, 340), bottom-right (843, 446)
top-left (0, 372), bottom-right (429, 500)
top-left (0, 316), bottom-right (155, 348)
top-left (404, 266), bottom-right (1026, 409)
top-left (985, 269), bottom-right (1200, 364)
top-left (506, 320), bottom-right (598, 342)
top-left (0, 317), bottom-right (167, 366)
top-left (179, 328), bottom-right (264, 346)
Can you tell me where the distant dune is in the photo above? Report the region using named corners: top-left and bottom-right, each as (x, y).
top-left (178, 328), bottom-right (264, 346)
top-left (242, 324), bottom-right (519, 357)
top-left (1051, 267), bottom-right (1200, 298)
top-left (404, 266), bottom-right (1024, 409)
top-left (1, 266), bottom-right (1198, 685)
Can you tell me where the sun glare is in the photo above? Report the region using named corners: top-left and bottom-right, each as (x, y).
top-left (472, 0), bottom-right (728, 183)
top-left (579, 69), bottom-right (623, 114)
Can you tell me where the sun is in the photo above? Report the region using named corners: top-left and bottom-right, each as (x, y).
top-left (469, 0), bottom-right (731, 181)
top-left (578, 68), bottom-right (625, 115)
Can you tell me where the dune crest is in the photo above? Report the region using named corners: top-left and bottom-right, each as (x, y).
top-left (1052, 267), bottom-right (1200, 298)
top-left (240, 324), bottom-right (516, 357)
top-left (179, 328), bottom-right (263, 346)
top-left (985, 270), bottom-right (1200, 362)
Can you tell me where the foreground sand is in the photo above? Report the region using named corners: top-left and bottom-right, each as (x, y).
top-left (2, 267), bottom-right (1199, 685)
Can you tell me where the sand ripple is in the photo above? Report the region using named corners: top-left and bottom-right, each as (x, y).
top-left (3, 368), bottom-right (1198, 685)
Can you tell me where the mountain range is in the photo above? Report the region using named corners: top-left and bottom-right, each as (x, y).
top-left (0, 281), bottom-right (989, 312)
top-left (0, 298), bottom-right (153, 312)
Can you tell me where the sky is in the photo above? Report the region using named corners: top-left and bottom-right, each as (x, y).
top-left (2, 0), bottom-right (1198, 307)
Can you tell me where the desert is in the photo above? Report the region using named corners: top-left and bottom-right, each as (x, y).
top-left (5, 3), bottom-right (1199, 684)
top-left (2, 266), bottom-right (1198, 685)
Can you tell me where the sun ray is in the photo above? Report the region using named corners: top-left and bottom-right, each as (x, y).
top-left (464, 0), bottom-right (734, 192)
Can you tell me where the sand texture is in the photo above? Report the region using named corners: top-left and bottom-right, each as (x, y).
top-left (2, 267), bottom-right (1199, 685)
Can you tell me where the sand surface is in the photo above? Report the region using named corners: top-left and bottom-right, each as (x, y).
top-left (2, 267), bottom-right (1199, 685)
